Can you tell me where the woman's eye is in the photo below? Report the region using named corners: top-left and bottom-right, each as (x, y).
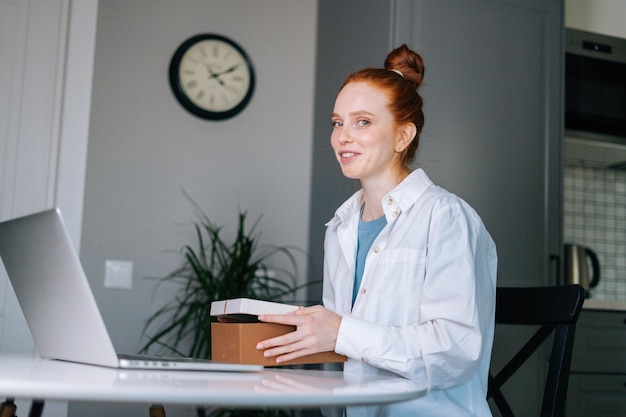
top-left (332, 120), bottom-right (343, 128)
top-left (356, 119), bottom-right (370, 127)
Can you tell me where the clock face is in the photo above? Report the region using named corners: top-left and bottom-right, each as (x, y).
top-left (169, 34), bottom-right (255, 120)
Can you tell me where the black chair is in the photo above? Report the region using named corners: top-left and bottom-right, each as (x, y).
top-left (487, 284), bottom-right (585, 417)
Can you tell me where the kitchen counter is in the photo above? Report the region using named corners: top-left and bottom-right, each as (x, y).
top-left (582, 298), bottom-right (626, 312)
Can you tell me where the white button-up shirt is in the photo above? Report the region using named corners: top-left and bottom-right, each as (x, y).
top-left (323, 169), bottom-right (497, 417)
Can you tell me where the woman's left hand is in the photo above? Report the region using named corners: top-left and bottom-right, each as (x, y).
top-left (256, 305), bottom-right (342, 364)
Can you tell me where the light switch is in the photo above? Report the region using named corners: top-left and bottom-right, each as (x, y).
top-left (104, 260), bottom-right (133, 289)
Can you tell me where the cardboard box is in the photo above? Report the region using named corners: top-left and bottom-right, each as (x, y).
top-left (211, 322), bottom-right (347, 367)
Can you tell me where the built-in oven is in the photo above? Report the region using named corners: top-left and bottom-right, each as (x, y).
top-left (565, 28), bottom-right (626, 168)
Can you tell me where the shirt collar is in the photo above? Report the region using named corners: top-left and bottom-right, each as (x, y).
top-left (326, 168), bottom-right (434, 226)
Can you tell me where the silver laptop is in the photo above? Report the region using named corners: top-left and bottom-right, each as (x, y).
top-left (0, 208), bottom-right (262, 372)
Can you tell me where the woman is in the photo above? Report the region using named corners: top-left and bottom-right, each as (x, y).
top-left (256, 44), bottom-right (497, 417)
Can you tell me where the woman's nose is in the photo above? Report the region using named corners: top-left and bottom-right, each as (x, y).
top-left (337, 128), bottom-right (353, 144)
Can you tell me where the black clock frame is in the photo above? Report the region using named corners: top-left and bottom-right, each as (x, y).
top-left (168, 33), bottom-right (255, 121)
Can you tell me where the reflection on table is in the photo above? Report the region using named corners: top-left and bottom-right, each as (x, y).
top-left (0, 354), bottom-right (425, 409)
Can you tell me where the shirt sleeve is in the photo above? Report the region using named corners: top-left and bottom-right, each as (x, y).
top-left (334, 197), bottom-right (497, 390)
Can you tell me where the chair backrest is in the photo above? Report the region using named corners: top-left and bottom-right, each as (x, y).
top-left (487, 284), bottom-right (585, 417)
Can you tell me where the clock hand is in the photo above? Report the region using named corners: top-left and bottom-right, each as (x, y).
top-left (207, 67), bottom-right (239, 93)
top-left (203, 62), bottom-right (238, 78)
top-left (213, 64), bottom-right (239, 76)
top-left (210, 72), bottom-right (238, 93)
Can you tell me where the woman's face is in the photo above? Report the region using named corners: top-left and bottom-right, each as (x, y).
top-left (331, 82), bottom-right (403, 183)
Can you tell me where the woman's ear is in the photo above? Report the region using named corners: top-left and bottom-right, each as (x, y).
top-left (395, 123), bottom-right (417, 152)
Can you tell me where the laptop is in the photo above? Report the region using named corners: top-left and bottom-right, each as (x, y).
top-left (0, 208), bottom-right (262, 372)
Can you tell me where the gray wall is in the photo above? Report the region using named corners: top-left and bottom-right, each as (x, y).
top-left (77, 3), bottom-right (319, 415)
top-left (307, 0), bottom-right (394, 300)
top-left (80, 0), bottom-right (318, 359)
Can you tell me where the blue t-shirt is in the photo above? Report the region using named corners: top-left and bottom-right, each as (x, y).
top-left (353, 211), bottom-right (387, 306)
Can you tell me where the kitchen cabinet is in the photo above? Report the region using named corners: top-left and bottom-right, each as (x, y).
top-left (566, 309), bottom-right (626, 417)
top-left (309, 1), bottom-right (563, 415)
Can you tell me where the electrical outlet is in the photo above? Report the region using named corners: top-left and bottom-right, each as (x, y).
top-left (104, 260), bottom-right (133, 289)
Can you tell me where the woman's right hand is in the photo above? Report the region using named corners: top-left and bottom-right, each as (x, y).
top-left (255, 305), bottom-right (342, 364)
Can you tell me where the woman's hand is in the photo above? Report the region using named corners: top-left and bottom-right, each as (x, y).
top-left (256, 305), bottom-right (342, 364)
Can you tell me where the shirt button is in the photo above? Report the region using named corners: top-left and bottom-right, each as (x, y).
top-left (360, 288), bottom-right (367, 295)
top-left (373, 246), bottom-right (380, 253)
top-left (392, 210), bottom-right (399, 218)
top-left (386, 197), bottom-right (394, 205)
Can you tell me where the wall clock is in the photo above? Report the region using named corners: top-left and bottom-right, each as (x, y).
top-left (169, 34), bottom-right (255, 120)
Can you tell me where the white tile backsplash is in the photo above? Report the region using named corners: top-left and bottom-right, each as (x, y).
top-left (564, 166), bottom-right (626, 301)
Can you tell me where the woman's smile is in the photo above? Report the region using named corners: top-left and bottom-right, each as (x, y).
top-left (338, 150), bottom-right (361, 162)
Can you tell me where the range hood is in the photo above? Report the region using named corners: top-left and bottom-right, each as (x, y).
top-left (564, 134), bottom-right (626, 169)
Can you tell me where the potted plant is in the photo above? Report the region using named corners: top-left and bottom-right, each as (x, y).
top-left (140, 197), bottom-right (315, 417)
